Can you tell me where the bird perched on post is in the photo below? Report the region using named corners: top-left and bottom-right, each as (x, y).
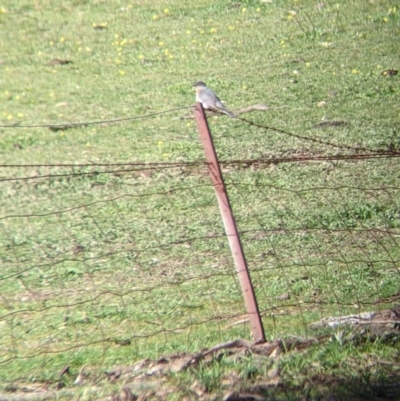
top-left (193, 81), bottom-right (236, 118)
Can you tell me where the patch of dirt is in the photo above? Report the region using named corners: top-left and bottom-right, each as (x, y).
top-left (1, 333), bottom-right (399, 401)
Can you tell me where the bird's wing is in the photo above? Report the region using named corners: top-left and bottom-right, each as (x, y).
top-left (214, 99), bottom-right (226, 109)
top-left (203, 88), bottom-right (218, 101)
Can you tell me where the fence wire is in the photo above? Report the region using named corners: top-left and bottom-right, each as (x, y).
top-left (223, 156), bottom-right (400, 336)
top-left (1, 122), bottom-right (400, 384)
top-left (0, 163), bottom-right (248, 380)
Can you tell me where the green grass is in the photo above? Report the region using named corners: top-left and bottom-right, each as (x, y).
top-left (1, 0), bottom-right (400, 398)
top-left (168, 339), bottom-right (400, 401)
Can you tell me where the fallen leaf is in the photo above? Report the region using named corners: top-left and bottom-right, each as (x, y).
top-left (115, 338), bottom-right (132, 346)
top-left (313, 120), bottom-right (349, 128)
top-left (48, 123), bottom-right (87, 131)
top-left (58, 365), bottom-right (70, 378)
top-left (46, 58), bottom-right (73, 66)
top-left (73, 365), bottom-right (86, 385)
top-left (381, 69), bottom-right (398, 77)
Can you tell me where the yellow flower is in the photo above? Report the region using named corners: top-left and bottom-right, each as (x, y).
top-left (159, 41), bottom-right (164, 46)
top-left (164, 8), bottom-right (170, 15)
top-left (59, 37), bottom-right (65, 42)
top-left (210, 28), bottom-right (217, 33)
top-left (7, 114), bottom-right (13, 120)
top-left (85, 47), bottom-right (91, 52)
top-left (242, 7), bottom-right (247, 13)
top-left (352, 69), bottom-right (359, 74)
top-left (119, 70), bottom-right (125, 75)
top-left (153, 15), bottom-right (158, 20)
top-left (17, 113), bottom-right (23, 118)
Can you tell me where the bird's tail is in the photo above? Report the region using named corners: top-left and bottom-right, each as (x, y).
top-left (221, 108), bottom-right (236, 118)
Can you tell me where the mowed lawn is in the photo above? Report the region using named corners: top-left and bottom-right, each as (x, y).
top-left (0, 0), bottom-right (399, 399)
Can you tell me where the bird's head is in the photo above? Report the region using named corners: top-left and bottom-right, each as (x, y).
top-left (192, 81), bottom-right (207, 88)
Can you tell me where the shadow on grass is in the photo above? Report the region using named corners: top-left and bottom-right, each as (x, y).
top-left (250, 371), bottom-right (400, 401)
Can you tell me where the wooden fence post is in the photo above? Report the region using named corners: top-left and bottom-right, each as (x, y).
top-left (193, 103), bottom-right (266, 343)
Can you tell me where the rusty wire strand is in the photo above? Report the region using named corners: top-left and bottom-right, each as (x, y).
top-left (0, 106), bottom-right (190, 128)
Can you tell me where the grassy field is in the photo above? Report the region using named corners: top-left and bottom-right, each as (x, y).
top-left (1, 0), bottom-right (400, 399)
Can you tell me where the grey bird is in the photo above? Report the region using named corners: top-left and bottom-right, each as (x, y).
top-left (193, 81), bottom-right (236, 118)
